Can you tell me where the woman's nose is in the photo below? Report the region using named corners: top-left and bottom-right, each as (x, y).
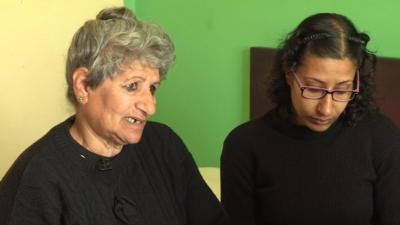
top-left (317, 94), bottom-right (333, 116)
top-left (136, 91), bottom-right (156, 116)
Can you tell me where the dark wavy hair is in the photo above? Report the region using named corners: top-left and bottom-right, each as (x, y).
top-left (268, 13), bottom-right (377, 126)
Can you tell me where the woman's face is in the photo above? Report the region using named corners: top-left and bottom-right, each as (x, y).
top-left (82, 61), bottom-right (160, 146)
top-left (286, 55), bottom-right (357, 132)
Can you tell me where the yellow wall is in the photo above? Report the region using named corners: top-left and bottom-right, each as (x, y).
top-left (0, 0), bottom-right (123, 178)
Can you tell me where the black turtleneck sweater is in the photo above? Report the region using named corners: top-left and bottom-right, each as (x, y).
top-left (221, 109), bottom-right (400, 225)
top-left (0, 117), bottom-right (226, 225)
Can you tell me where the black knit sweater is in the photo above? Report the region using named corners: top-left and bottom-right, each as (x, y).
top-left (221, 109), bottom-right (400, 225)
top-left (0, 117), bottom-right (226, 225)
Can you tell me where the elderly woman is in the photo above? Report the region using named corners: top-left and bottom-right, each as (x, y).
top-left (221, 13), bottom-right (400, 225)
top-left (0, 7), bottom-right (226, 225)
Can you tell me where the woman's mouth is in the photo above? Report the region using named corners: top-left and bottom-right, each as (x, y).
top-left (126, 117), bottom-right (145, 125)
top-left (309, 117), bottom-right (332, 125)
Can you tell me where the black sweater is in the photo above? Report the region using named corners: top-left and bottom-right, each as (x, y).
top-left (221, 110), bottom-right (400, 225)
top-left (0, 117), bottom-right (226, 225)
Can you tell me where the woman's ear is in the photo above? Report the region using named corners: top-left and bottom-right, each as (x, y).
top-left (283, 64), bottom-right (293, 87)
top-left (72, 67), bottom-right (90, 104)
top-left (283, 61), bottom-right (298, 87)
top-left (285, 73), bottom-right (293, 87)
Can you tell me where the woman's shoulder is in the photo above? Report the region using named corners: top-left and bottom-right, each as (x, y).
top-left (359, 110), bottom-right (399, 135)
top-left (225, 111), bottom-right (275, 142)
top-left (357, 110), bottom-right (400, 155)
top-left (140, 121), bottom-right (190, 163)
top-left (143, 121), bottom-right (180, 142)
top-left (1, 119), bottom-right (70, 197)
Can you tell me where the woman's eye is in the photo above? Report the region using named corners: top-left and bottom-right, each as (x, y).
top-left (307, 88), bottom-right (324, 94)
top-left (124, 82), bottom-right (138, 92)
top-left (150, 85), bottom-right (157, 95)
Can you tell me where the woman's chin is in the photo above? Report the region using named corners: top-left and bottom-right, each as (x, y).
top-left (305, 122), bottom-right (333, 132)
top-left (125, 133), bottom-right (144, 144)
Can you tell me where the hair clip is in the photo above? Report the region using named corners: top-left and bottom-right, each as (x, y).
top-left (347, 36), bottom-right (366, 45)
top-left (301, 33), bottom-right (332, 43)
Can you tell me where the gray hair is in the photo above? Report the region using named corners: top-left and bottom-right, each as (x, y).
top-left (65, 7), bottom-right (176, 106)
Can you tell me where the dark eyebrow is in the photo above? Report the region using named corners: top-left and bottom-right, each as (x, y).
top-left (128, 76), bottom-right (145, 81)
top-left (303, 77), bottom-right (325, 84)
top-left (303, 77), bottom-right (353, 85)
top-left (152, 81), bottom-right (161, 87)
top-left (336, 80), bottom-right (353, 85)
top-left (123, 76), bottom-right (161, 85)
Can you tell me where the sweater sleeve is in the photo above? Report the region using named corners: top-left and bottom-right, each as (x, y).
top-left (6, 183), bottom-right (62, 225)
top-left (0, 138), bottom-right (62, 225)
top-left (183, 153), bottom-right (227, 225)
top-left (220, 128), bottom-right (258, 225)
top-left (151, 122), bottom-right (227, 225)
top-left (373, 129), bottom-right (400, 225)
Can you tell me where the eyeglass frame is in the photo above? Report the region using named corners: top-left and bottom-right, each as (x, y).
top-left (290, 68), bottom-right (360, 102)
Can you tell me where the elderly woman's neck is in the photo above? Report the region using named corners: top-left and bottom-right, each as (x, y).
top-left (69, 115), bottom-right (123, 158)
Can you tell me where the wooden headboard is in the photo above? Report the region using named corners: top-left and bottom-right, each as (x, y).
top-left (250, 47), bottom-right (400, 127)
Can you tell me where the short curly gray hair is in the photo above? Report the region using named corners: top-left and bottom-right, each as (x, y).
top-left (65, 7), bottom-right (176, 106)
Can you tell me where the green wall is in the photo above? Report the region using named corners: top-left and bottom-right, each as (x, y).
top-left (124, 0), bottom-right (400, 167)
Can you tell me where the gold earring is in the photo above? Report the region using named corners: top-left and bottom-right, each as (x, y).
top-left (78, 96), bottom-right (85, 103)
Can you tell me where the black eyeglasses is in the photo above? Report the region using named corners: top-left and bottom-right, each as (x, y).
top-left (291, 69), bottom-right (360, 102)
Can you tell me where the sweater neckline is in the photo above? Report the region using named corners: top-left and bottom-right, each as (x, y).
top-left (267, 109), bottom-right (344, 141)
top-left (53, 116), bottom-right (134, 173)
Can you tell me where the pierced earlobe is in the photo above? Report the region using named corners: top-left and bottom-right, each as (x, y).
top-left (72, 67), bottom-right (90, 105)
top-left (78, 96), bottom-right (85, 104)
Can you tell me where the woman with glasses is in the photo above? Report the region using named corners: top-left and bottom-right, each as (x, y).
top-left (221, 13), bottom-right (400, 225)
